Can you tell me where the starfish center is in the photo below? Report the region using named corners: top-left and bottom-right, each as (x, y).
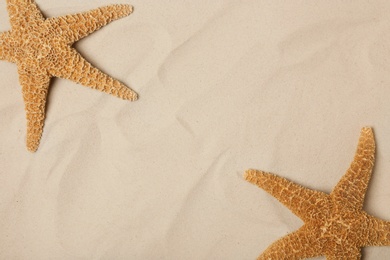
top-left (8, 23), bottom-right (64, 71)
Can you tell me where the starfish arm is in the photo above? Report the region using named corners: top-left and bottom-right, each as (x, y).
top-left (331, 127), bottom-right (375, 210)
top-left (18, 66), bottom-right (51, 152)
top-left (363, 215), bottom-right (390, 246)
top-left (245, 169), bottom-right (329, 222)
top-left (50, 47), bottom-right (137, 101)
top-left (6, 0), bottom-right (45, 30)
top-left (325, 247), bottom-right (361, 260)
top-left (0, 32), bottom-right (14, 62)
top-left (0, 33), bottom-right (6, 60)
top-left (47, 4), bottom-right (132, 44)
top-left (257, 226), bottom-right (323, 260)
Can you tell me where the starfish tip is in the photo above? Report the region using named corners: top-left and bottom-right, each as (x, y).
top-left (121, 4), bottom-right (134, 16)
top-left (125, 91), bottom-right (138, 101)
top-left (27, 144), bottom-right (39, 153)
top-left (244, 169), bottom-right (259, 182)
top-left (361, 126), bottom-right (374, 135)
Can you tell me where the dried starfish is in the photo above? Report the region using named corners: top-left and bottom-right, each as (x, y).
top-left (0, 0), bottom-right (138, 152)
top-left (245, 127), bottom-right (390, 259)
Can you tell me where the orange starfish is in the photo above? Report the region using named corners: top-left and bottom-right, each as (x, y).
top-left (245, 127), bottom-right (390, 259)
top-left (0, 0), bottom-right (138, 152)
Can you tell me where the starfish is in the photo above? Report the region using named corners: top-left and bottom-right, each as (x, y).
top-left (244, 127), bottom-right (390, 259)
top-left (0, 0), bottom-right (138, 152)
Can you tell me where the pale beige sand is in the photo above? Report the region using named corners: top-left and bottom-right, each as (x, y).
top-left (1, 0), bottom-right (390, 259)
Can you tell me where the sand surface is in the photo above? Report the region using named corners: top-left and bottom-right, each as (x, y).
top-left (1, 0), bottom-right (390, 259)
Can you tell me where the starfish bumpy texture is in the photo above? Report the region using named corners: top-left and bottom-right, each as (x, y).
top-left (0, 0), bottom-right (138, 152)
top-left (245, 127), bottom-right (390, 259)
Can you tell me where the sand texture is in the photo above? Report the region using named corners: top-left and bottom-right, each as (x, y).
top-left (1, 0), bottom-right (390, 259)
